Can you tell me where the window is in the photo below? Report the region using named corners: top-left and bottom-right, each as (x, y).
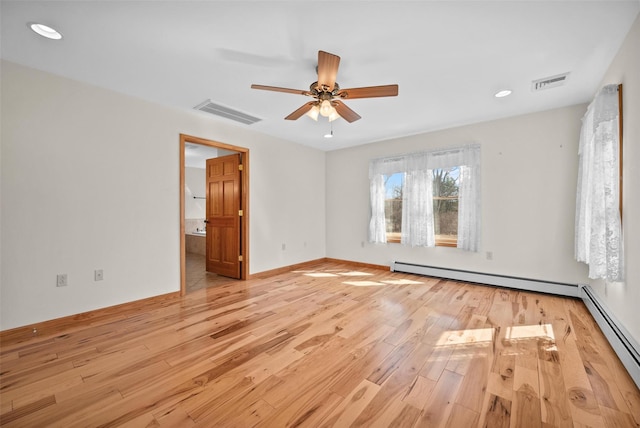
top-left (384, 173), bottom-right (404, 243)
top-left (370, 144), bottom-right (480, 251)
top-left (383, 168), bottom-right (460, 246)
top-left (433, 167), bottom-right (459, 246)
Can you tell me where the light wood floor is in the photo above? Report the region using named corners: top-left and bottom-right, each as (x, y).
top-left (1, 261), bottom-right (639, 427)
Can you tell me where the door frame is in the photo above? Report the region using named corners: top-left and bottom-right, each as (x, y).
top-left (179, 134), bottom-right (250, 295)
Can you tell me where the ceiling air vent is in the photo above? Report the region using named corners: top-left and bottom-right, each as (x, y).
top-left (194, 99), bottom-right (262, 125)
top-left (531, 72), bottom-right (570, 92)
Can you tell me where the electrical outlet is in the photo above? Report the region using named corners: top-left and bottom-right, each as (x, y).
top-left (281, 243), bottom-right (286, 251)
top-left (56, 274), bottom-right (68, 287)
top-left (94, 269), bottom-right (104, 281)
top-left (486, 251), bottom-right (493, 261)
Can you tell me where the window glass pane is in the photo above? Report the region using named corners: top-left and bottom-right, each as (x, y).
top-left (384, 173), bottom-right (404, 242)
top-left (433, 167), bottom-right (459, 244)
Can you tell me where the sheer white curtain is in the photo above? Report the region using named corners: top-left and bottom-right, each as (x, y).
top-left (369, 173), bottom-right (387, 243)
top-left (369, 144), bottom-right (481, 250)
top-left (402, 169), bottom-right (435, 246)
top-left (575, 84), bottom-right (623, 281)
top-left (426, 144), bottom-right (481, 251)
top-left (457, 146), bottom-right (481, 251)
top-left (369, 156), bottom-right (407, 244)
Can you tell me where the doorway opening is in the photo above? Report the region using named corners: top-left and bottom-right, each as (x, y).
top-left (179, 134), bottom-right (249, 295)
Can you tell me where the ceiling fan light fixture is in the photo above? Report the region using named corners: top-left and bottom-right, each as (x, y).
top-left (319, 100), bottom-right (332, 117)
top-left (328, 108), bottom-right (340, 122)
top-left (28, 22), bottom-right (63, 40)
top-left (306, 105), bottom-right (320, 121)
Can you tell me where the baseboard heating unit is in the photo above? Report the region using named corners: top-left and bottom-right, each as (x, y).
top-left (390, 261), bottom-right (580, 297)
top-left (580, 285), bottom-right (640, 388)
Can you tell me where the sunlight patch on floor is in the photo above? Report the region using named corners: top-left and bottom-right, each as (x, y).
top-left (300, 270), bottom-right (374, 278)
top-left (338, 271), bottom-right (374, 277)
top-left (504, 324), bottom-right (555, 341)
top-left (342, 280), bottom-right (385, 287)
top-left (303, 272), bottom-right (340, 278)
top-left (437, 327), bottom-right (495, 347)
top-left (381, 279), bottom-right (424, 285)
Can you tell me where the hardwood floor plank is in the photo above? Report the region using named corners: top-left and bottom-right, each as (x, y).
top-left (350, 338), bottom-right (433, 426)
top-left (321, 379), bottom-right (381, 427)
top-left (488, 345), bottom-right (515, 400)
top-left (7, 385), bottom-right (122, 428)
top-left (203, 398), bottom-right (274, 427)
top-left (600, 404), bottom-right (639, 428)
top-left (554, 310), bottom-right (604, 426)
top-left (538, 359), bottom-right (572, 427)
top-left (482, 393), bottom-right (512, 428)
top-left (445, 402), bottom-right (479, 427)
top-left (416, 369), bottom-right (464, 427)
top-left (0, 394), bottom-right (56, 426)
top-left (402, 375), bottom-right (436, 409)
top-left (2, 367), bottom-right (84, 409)
top-left (1, 259), bottom-right (638, 427)
top-left (327, 334), bottom-right (395, 397)
top-left (455, 355), bottom-right (490, 413)
top-left (510, 363), bottom-right (540, 428)
top-left (191, 375), bottom-right (281, 426)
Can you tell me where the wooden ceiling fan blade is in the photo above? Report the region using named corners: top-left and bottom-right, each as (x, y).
top-left (337, 84), bottom-right (399, 99)
top-left (251, 84), bottom-right (311, 96)
top-left (333, 100), bottom-right (361, 123)
top-left (285, 102), bottom-right (316, 120)
top-left (317, 51), bottom-right (340, 92)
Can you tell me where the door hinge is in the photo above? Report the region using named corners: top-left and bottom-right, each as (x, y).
top-left (238, 255), bottom-right (243, 262)
top-left (238, 164), bottom-right (244, 171)
top-left (238, 209), bottom-right (243, 217)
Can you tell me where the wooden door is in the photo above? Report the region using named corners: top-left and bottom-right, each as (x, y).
top-left (205, 154), bottom-right (242, 278)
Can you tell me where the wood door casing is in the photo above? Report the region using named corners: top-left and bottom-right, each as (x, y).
top-left (206, 154), bottom-right (241, 278)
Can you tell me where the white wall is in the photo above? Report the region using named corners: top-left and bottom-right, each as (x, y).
top-left (590, 14), bottom-right (640, 345)
top-left (184, 167), bottom-right (206, 219)
top-left (326, 104), bottom-right (590, 285)
top-left (0, 61), bottom-right (326, 330)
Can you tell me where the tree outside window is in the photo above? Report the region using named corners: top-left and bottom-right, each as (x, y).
top-left (384, 173), bottom-right (404, 243)
top-left (383, 167), bottom-right (460, 246)
top-left (433, 167), bottom-right (459, 246)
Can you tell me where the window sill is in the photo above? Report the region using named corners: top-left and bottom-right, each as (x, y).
top-left (435, 235), bottom-right (457, 247)
top-left (384, 234), bottom-right (458, 247)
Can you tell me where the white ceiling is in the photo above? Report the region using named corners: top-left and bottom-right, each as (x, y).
top-left (2, 1), bottom-right (638, 151)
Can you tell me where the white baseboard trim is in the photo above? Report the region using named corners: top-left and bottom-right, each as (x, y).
top-left (580, 284), bottom-right (640, 389)
top-left (390, 261), bottom-right (580, 297)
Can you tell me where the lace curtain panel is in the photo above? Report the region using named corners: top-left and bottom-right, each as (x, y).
top-left (369, 144), bottom-right (481, 251)
top-left (402, 169), bottom-right (435, 247)
top-left (457, 153), bottom-right (481, 251)
top-left (369, 174), bottom-right (387, 243)
top-left (575, 84), bottom-right (623, 281)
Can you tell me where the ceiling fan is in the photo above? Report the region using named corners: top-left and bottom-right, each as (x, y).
top-left (251, 50), bottom-right (398, 123)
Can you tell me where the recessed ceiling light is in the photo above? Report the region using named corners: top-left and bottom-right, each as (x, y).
top-left (324, 132), bottom-right (333, 139)
top-left (28, 23), bottom-right (63, 40)
top-left (494, 89), bottom-right (512, 98)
